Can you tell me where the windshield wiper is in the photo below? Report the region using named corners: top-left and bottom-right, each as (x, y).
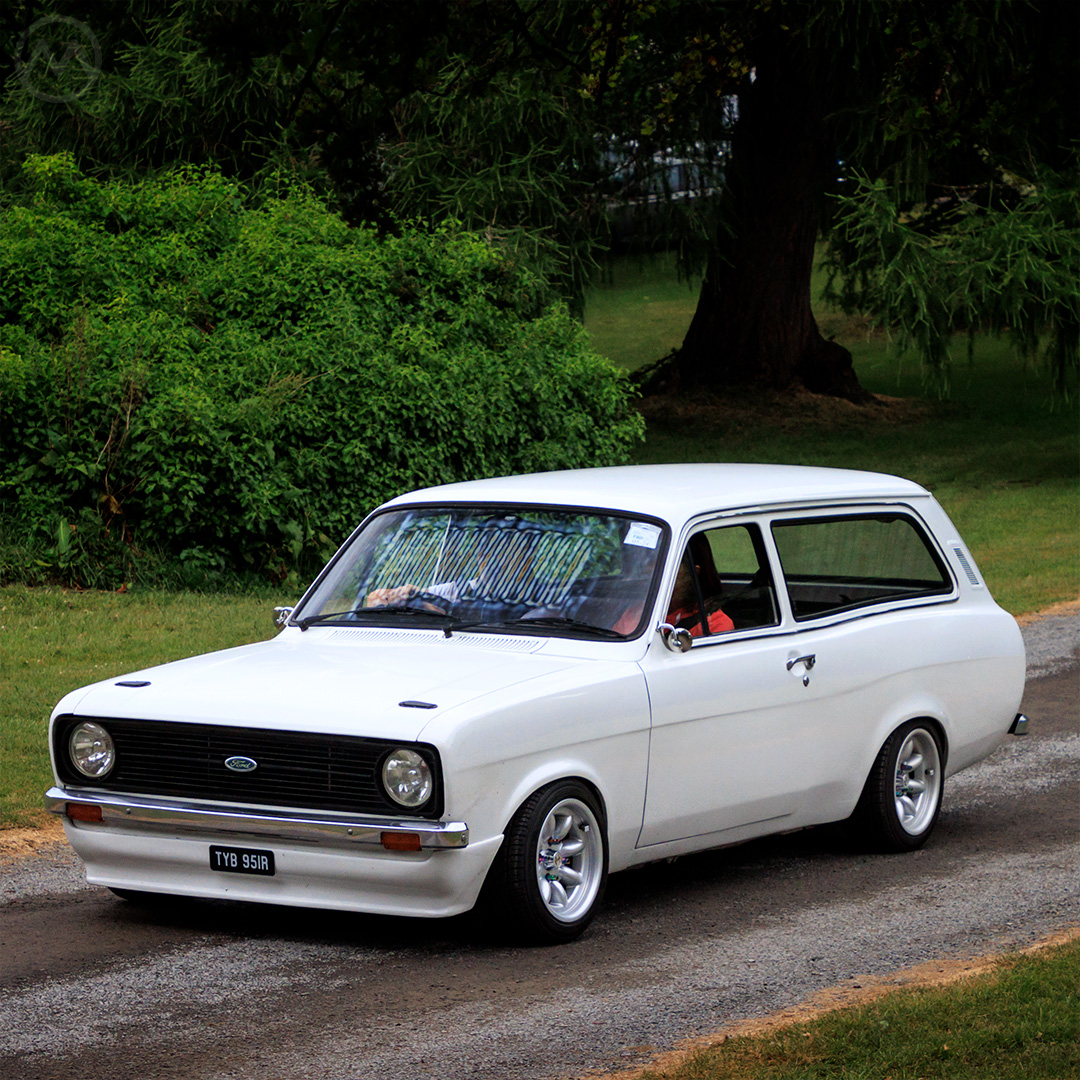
top-left (296, 608), bottom-right (361, 630)
top-left (504, 616), bottom-right (625, 639)
top-left (297, 606), bottom-right (452, 631)
top-left (297, 609), bottom-right (624, 640)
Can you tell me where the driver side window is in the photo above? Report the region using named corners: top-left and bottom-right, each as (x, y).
top-left (667, 523), bottom-right (779, 637)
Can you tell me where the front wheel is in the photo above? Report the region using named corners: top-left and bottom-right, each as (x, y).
top-left (853, 721), bottom-right (944, 852)
top-left (484, 780), bottom-right (608, 944)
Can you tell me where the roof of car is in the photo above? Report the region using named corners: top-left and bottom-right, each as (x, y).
top-left (385, 464), bottom-right (931, 526)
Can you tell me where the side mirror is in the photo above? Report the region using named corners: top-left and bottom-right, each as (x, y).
top-left (658, 622), bottom-right (693, 653)
top-left (273, 606), bottom-right (294, 629)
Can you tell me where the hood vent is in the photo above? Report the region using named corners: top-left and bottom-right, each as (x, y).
top-left (327, 628), bottom-right (542, 652)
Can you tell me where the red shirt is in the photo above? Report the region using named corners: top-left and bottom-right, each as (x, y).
top-left (610, 605), bottom-right (734, 637)
top-left (666, 606), bottom-right (734, 637)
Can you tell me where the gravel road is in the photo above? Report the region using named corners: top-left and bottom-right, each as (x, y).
top-left (2, 611), bottom-right (1076, 1080)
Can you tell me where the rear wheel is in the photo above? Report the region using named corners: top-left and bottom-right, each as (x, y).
top-left (854, 721), bottom-right (944, 852)
top-left (484, 780), bottom-right (608, 944)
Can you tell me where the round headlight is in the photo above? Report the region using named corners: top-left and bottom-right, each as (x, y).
top-left (69, 722), bottom-right (116, 779)
top-left (381, 748), bottom-right (433, 809)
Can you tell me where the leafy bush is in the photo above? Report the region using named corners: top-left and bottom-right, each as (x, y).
top-left (0, 155), bottom-right (643, 588)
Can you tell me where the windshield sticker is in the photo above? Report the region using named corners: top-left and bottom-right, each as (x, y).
top-left (624, 522), bottom-right (661, 549)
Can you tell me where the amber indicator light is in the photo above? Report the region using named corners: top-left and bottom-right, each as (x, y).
top-left (381, 831), bottom-right (422, 852)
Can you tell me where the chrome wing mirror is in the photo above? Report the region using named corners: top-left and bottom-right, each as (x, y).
top-left (273, 606), bottom-right (294, 629)
top-left (658, 622), bottom-right (693, 653)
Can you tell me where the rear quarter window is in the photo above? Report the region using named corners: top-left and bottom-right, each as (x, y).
top-left (771, 513), bottom-right (953, 621)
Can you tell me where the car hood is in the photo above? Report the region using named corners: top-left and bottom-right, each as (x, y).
top-left (56, 629), bottom-right (596, 742)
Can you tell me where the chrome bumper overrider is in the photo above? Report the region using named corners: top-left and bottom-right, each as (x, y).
top-left (1009, 712), bottom-right (1030, 736)
top-left (46, 787), bottom-right (469, 850)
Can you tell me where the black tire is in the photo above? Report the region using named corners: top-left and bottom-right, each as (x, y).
top-left (483, 780), bottom-right (608, 945)
top-left (853, 720), bottom-right (945, 852)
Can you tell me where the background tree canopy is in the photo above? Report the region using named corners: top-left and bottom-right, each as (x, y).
top-left (4, 0), bottom-right (1076, 400)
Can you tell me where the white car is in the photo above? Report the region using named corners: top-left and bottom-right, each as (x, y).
top-left (47, 465), bottom-right (1028, 942)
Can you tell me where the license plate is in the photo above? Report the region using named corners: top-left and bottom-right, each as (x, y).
top-left (209, 845), bottom-right (275, 876)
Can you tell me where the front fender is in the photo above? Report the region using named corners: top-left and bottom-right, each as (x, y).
top-left (421, 663), bottom-right (652, 872)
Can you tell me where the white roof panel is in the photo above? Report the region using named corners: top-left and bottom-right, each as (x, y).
top-left (385, 464), bottom-right (930, 529)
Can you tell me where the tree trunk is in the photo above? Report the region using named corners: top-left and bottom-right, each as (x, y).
top-left (676, 29), bottom-right (871, 403)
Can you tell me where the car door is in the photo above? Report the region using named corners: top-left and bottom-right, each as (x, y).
top-left (638, 518), bottom-right (813, 848)
top-left (637, 507), bottom-right (958, 852)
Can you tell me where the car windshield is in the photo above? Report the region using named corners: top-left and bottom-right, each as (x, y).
top-left (294, 506), bottom-right (667, 639)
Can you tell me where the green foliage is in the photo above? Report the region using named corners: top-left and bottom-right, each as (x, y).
top-left (0, 0), bottom-right (455, 219)
top-left (381, 2), bottom-right (731, 307)
top-left (1, 1), bottom-right (736, 314)
top-left (0, 158), bottom-right (643, 589)
top-left (825, 167), bottom-right (1080, 396)
top-left (386, 59), bottom-right (600, 310)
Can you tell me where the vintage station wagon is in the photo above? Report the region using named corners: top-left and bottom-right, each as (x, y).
top-left (47, 465), bottom-right (1028, 942)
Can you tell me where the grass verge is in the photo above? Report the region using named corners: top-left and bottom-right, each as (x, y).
top-left (1, 586), bottom-right (278, 828)
top-left (624, 935), bottom-right (1080, 1080)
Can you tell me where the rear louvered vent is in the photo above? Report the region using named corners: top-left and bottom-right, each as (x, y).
top-left (54, 717), bottom-right (441, 817)
top-left (952, 547), bottom-right (981, 587)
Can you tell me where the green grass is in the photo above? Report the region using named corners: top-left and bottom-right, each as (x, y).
top-left (635, 937), bottom-right (1080, 1080)
top-left (585, 253), bottom-right (702, 370)
top-left (1, 586), bottom-right (278, 828)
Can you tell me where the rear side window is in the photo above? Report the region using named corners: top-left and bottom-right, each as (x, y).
top-left (771, 513), bottom-right (952, 621)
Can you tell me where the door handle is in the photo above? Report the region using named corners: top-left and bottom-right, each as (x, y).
top-left (787, 653), bottom-right (816, 686)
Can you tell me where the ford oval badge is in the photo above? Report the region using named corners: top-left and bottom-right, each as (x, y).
top-left (224, 755), bottom-right (258, 773)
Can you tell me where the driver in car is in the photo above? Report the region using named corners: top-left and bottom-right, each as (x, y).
top-left (666, 536), bottom-right (733, 637)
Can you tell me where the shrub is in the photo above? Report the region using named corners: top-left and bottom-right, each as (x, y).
top-left (0, 156), bottom-right (643, 588)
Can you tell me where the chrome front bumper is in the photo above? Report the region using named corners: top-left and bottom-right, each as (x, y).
top-left (46, 787), bottom-right (469, 851)
top-left (1009, 712), bottom-right (1030, 736)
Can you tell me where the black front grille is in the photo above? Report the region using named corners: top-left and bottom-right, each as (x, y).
top-left (54, 716), bottom-right (442, 818)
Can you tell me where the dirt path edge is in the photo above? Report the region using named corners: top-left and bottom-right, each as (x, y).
top-left (0, 816), bottom-right (66, 863)
top-left (582, 926), bottom-right (1080, 1080)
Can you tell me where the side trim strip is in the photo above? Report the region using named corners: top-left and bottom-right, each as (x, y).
top-left (45, 787), bottom-right (469, 850)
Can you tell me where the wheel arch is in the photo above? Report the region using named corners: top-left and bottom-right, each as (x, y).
top-left (919, 714), bottom-right (948, 771)
top-left (866, 704), bottom-right (951, 781)
top-left (889, 714), bottom-right (949, 773)
top-left (500, 766), bottom-right (610, 838)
